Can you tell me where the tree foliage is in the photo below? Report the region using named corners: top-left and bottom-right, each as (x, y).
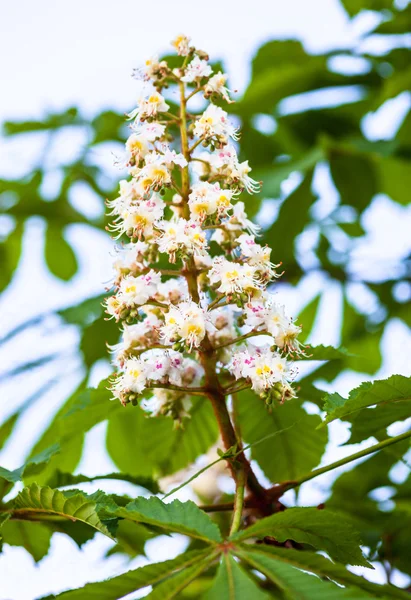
top-left (0, 3), bottom-right (410, 598)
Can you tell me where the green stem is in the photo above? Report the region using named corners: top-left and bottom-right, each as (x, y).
top-left (229, 465), bottom-right (246, 535)
top-left (281, 429), bottom-right (411, 493)
top-left (223, 382), bottom-right (251, 396)
top-left (147, 383), bottom-right (207, 396)
top-left (214, 329), bottom-right (270, 350)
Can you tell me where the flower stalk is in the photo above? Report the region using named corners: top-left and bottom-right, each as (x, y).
top-left (105, 34), bottom-right (305, 522)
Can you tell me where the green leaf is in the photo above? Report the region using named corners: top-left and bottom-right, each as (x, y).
top-left (43, 549), bottom-right (211, 600)
top-left (147, 555), bottom-right (215, 599)
top-left (262, 170), bottom-right (316, 270)
top-left (44, 225), bottom-right (78, 281)
top-left (106, 519), bottom-right (153, 558)
top-left (340, 297), bottom-right (383, 374)
top-left (322, 374), bottom-right (411, 425)
top-left (0, 520), bottom-right (51, 562)
top-left (12, 484), bottom-right (114, 539)
top-left (328, 147), bottom-right (378, 211)
top-left (0, 444), bottom-right (60, 484)
top-left (379, 156), bottom-right (411, 206)
top-left (0, 412), bottom-right (19, 451)
top-left (113, 496), bottom-right (222, 543)
top-left (348, 399), bottom-right (411, 443)
top-left (339, 222), bottom-right (366, 237)
top-left (297, 294), bottom-right (321, 342)
top-left (236, 545), bottom-right (409, 599)
top-left (231, 507), bottom-right (370, 567)
top-left (107, 406), bottom-right (174, 478)
top-left (59, 378), bottom-right (120, 439)
top-left (0, 221), bottom-right (24, 292)
top-left (58, 294), bottom-right (105, 327)
top-left (251, 40), bottom-right (311, 79)
top-left (300, 344), bottom-right (353, 361)
top-left (27, 382), bottom-right (87, 483)
top-left (237, 548), bottom-right (378, 599)
top-left (44, 470), bottom-right (159, 493)
top-left (340, 0), bottom-right (393, 17)
top-left (80, 316), bottom-right (119, 367)
top-left (203, 553), bottom-right (270, 599)
top-left (161, 398), bottom-right (219, 475)
top-left (237, 391), bottom-right (327, 482)
top-left (260, 146), bottom-right (324, 198)
top-left (107, 398), bottom-right (218, 478)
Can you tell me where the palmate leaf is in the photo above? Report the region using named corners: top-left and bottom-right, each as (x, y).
top-left (12, 484), bottom-right (114, 540)
top-left (112, 496), bottom-right (222, 543)
top-left (234, 545), bottom-right (410, 599)
top-left (203, 554), bottom-right (270, 600)
top-left (322, 374), bottom-right (411, 425)
top-left (236, 548), bottom-right (384, 600)
top-left (230, 507), bottom-right (370, 567)
top-left (237, 391), bottom-right (327, 483)
top-left (41, 549), bottom-right (211, 600)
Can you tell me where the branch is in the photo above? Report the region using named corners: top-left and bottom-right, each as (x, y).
top-left (146, 383), bottom-right (207, 397)
top-left (223, 381), bottom-right (252, 396)
top-left (188, 137), bottom-right (205, 154)
top-left (278, 429), bottom-right (411, 494)
top-left (208, 294), bottom-right (225, 310)
top-left (214, 330), bottom-right (271, 350)
top-left (185, 85), bottom-right (204, 102)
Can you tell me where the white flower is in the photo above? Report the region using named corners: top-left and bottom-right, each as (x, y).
top-left (227, 202), bottom-right (260, 235)
top-left (172, 34), bottom-right (191, 56)
top-left (188, 182), bottom-right (218, 221)
top-left (125, 133), bottom-right (149, 163)
top-left (157, 218), bottom-right (208, 261)
top-left (193, 105), bottom-right (239, 142)
top-left (161, 301), bottom-right (206, 349)
top-left (137, 121), bottom-right (166, 141)
top-left (128, 92), bottom-right (170, 122)
top-left (113, 242), bottom-right (148, 279)
top-left (244, 297), bottom-right (267, 330)
top-left (107, 180), bottom-right (136, 216)
top-left (188, 182), bottom-right (234, 222)
top-left (113, 356), bottom-right (148, 400)
top-left (236, 233), bottom-right (280, 279)
top-left (205, 145), bottom-right (260, 193)
top-left (134, 56), bottom-right (168, 81)
top-left (182, 57), bottom-right (212, 82)
top-left (155, 278), bottom-right (189, 304)
top-left (163, 148), bottom-right (188, 168)
top-left (118, 270), bottom-right (161, 308)
top-left (209, 257), bottom-right (260, 296)
top-left (206, 307), bottom-right (236, 344)
top-left (229, 345), bottom-right (292, 393)
top-left (204, 72), bottom-right (232, 102)
top-left (157, 218), bottom-right (189, 260)
top-left (124, 199), bottom-right (164, 239)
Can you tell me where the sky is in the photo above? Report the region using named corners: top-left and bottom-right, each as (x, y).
top-left (0, 0), bottom-right (411, 598)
